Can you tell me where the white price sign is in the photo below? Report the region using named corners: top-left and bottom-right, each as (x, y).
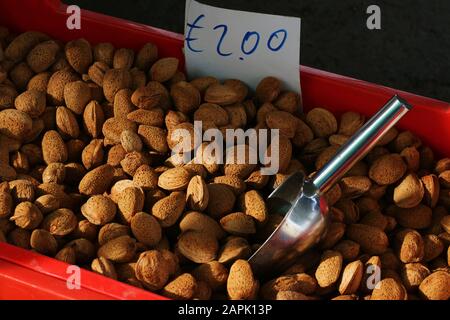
top-left (184, 0), bottom-right (301, 94)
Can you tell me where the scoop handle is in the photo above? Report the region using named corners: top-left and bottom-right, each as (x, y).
top-left (312, 95), bottom-right (412, 194)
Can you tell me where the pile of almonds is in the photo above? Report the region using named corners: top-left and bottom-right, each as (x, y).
top-left (0, 28), bottom-right (449, 300)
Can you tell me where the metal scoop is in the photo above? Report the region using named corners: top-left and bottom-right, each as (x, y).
top-left (249, 95), bottom-right (413, 275)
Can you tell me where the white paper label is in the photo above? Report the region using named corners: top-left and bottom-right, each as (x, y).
top-left (184, 0), bottom-right (301, 94)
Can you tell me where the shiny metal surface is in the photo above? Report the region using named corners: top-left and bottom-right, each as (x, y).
top-left (249, 95), bottom-right (413, 276)
top-left (312, 95), bottom-right (412, 194)
top-left (249, 172), bottom-right (329, 274)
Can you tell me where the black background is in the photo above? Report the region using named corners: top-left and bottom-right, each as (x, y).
top-left (69, 0), bottom-right (450, 102)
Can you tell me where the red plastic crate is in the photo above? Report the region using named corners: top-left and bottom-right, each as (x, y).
top-left (0, 0), bottom-right (449, 300)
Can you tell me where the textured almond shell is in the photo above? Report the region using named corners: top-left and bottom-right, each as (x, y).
top-left (338, 260), bottom-right (363, 295)
top-left (152, 191), bottom-right (186, 227)
top-left (393, 173), bottom-right (424, 208)
top-left (227, 259), bottom-right (258, 300)
top-left (315, 250), bottom-right (343, 288)
top-left (162, 273), bottom-right (197, 300)
top-left (220, 212), bottom-right (256, 236)
top-left (158, 167), bottom-right (191, 191)
top-left (186, 175), bottom-right (209, 211)
top-left (371, 278), bottom-right (407, 300)
top-left (346, 224), bottom-right (389, 255)
top-left (78, 164), bottom-right (114, 196)
top-left (177, 230), bottom-right (218, 264)
top-left (0, 109), bottom-right (33, 140)
top-left (97, 235), bottom-right (136, 263)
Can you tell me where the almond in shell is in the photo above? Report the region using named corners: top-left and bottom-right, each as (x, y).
top-left (162, 273), bottom-right (197, 300)
top-left (346, 224), bottom-right (389, 255)
top-left (339, 112), bottom-right (365, 136)
top-left (369, 154), bottom-right (407, 185)
top-left (255, 77), bottom-right (281, 103)
top-left (120, 129), bottom-right (143, 153)
top-left (206, 183), bottom-right (236, 219)
top-left (292, 118), bottom-right (314, 148)
top-left (47, 69), bottom-right (80, 105)
top-left (215, 175), bottom-right (247, 195)
top-left (81, 195), bottom-right (116, 225)
top-left (14, 90), bottom-right (46, 118)
top-left (131, 212), bottom-right (162, 246)
top-left (132, 164), bottom-right (158, 191)
top-left (418, 271), bottom-right (450, 300)
top-left (102, 117), bottom-right (137, 146)
top-left (265, 110), bottom-right (298, 138)
top-left (135, 250), bottom-right (170, 291)
top-left (64, 80), bottom-right (91, 115)
top-left (127, 108), bottom-right (164, 127)
top-left (0, 109), bottom-right (33, 141)
top-left (400, 146), bottom-right (420, 172)
top-left (220, 212), bottom-right (256, 236)
top-left (264, 135), bottom-right (292, 174)
top-left (186, 175), bottom-right (209, 211)
top-left (0, 190), bottom-right (13, 219)
top-left (113, 88), bottom-right (135, 118)
top-left (149, 57), bottom-right (178, 82)
top-left (227, 259), bottom-right (258, 300)
top-left (91, 257), bottom-right (117, 280)
top-left (261, 273), bottom-right (318, 299)
top-left (138, 125), bottom-right (168, 153)
top-left (306, 108), bottom-right (338, 138)
top-left (97, 235), bottom-right (136, 263)
top-left (131, 81), bottom-right (169, 110)
top-left (41, 208), bottom-right (77, 236)
top-left (401, 263), bottom-right (430, 291)
top-left (103, 68), bottom-right (132, 102)
top-left (56, 106), bottom-right (80, 139)
top-left (65, 38), bottom-right (92, 74)
top-left (339, 176), bottom-right (372, 199)
top-left (117, 186), bottom-right (145, 224)
top-left (83, 100), bottom-right (105, 139)
top-left (396, 229), bottom-right (424, 263)
top-left (5, 31), bottom-right (50, 62)
top-left (393, 204), bottom-right (432, 229)
top-left (98, 223), bottom-right (130, 246)
top-left (314, 250), bottom-right (343, 288)
top-left (171, 81), bottom-right (201, 114)
top-left (393, 173), bottom-right (424, 208)
top-left (179, 211), bottom-right (225, 240)
top-left (238, 190), bottom-right (268, 223)
top-left (158, 167), bottom-right (191, 191)
top-left (422, 234), bottom-right (444, 262)
top-left (319, 222), bottom-right (346, 249)
top-left (10, 201), bottom-right (43, 230)
top-left (193, 261), bottom-right (229, 291)
top-left (194, 103), bottom-right (229, 127)
top-left (371, 278), bottom-right (407, 300)
top-left (439, 170), bottom-right (450, 188)
top-left (78, 164), bottom-right (114, 196)
top-left (81, 139), bottom-right (104, 170)
top-left (152, 191), bottom-right (186, 227)
top-left (421, 174), bottom-right (440, 208)
top-left (204, 83), bottom-right (240, 106)
top-left (177, 230), bottom-right (218, 263)
top-left (30, 229), bottom-right (58, 255)
top-left (190, 76), bottom-right (219, 94)
top-left (273, 91), bottom-right (300, 114)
